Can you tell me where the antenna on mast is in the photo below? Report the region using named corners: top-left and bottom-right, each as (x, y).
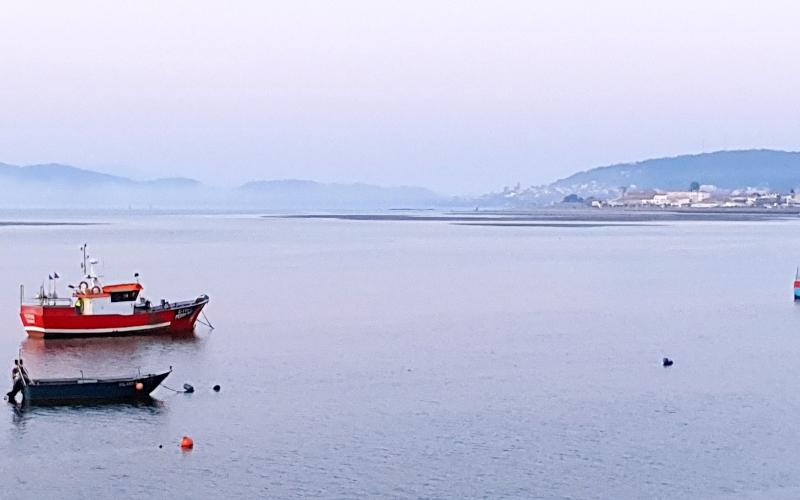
top-left (80, 243), bottom-right (90, 278)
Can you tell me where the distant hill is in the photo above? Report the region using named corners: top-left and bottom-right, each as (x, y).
top-left (480, 150), bottom-right (800, 206)
top-left (0, 162), bottom-right (210, 208)
top-left (0, 162), bottom-right (133, 185)
top-left (0, 162), bottom-right (199, 189)
top-left (238, 179), bottom-right (441, 209)
top-left (554, 150), bottom-right (800, 192)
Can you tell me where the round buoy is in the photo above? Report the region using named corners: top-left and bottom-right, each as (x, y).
top-left (158, 444), bottom-right (163, 449)
top-left (213, 385), bottom-right (220, 392)
top-left (180, 436), bottom-right (194, 449)
top-left (135, 382), bottom-right (144, 391)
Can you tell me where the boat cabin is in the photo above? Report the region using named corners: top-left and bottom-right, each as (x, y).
top-left (76, 283), bottom-right (144, 315)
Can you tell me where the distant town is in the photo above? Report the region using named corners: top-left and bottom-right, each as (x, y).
top-left (600, 186), bottom-right (799, 209)
top-left (589, 184), bottom-right (799, 209)
top-left (494, 182), bottom-right (800, 210)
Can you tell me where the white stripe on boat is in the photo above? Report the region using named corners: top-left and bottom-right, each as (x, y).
top-left (25, 322), bottom-right (171, 334)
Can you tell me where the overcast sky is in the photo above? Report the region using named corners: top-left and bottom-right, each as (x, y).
top-left (1, 1), bottom-right (798, 194)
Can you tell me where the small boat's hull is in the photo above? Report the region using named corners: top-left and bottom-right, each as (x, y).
top-left (21, 370), bottom-right (171, 405)
top-left (20, 296), bottom-right (208, 338)
top-left (795, 280), bottom-right (800, 301)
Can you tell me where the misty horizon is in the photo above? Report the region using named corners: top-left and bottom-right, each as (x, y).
top-left (3, 148), bottom-right (800, 211)
top-left (5, 146), bottom-right (800, 198)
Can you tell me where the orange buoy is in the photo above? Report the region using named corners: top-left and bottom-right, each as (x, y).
top-left (135, 382), bottom-right (144, 391)
top-left (180, 436), bottom-right (194, 449)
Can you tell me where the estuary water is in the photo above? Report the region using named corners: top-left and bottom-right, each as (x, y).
top-left (1, 211), bottom-right (800, 499)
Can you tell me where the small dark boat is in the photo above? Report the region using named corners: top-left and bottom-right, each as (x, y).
top-left (6, 358), bottom-right (171, 405)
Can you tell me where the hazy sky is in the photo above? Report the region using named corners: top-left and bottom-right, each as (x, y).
top-left (1, 1), bottom-right (799, 194)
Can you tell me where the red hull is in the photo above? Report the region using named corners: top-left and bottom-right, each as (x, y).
top-left (20, 297), bottom-right (209, 338)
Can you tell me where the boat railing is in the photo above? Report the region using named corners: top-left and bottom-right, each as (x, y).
top-left (135, 296), bottom-right (208, 313)
top-left (20, 286), bottom-right (73, 307)
top-left (21, 297), bottom-right (73, 307)
top-left (19, 285), bottom-right (74, 307)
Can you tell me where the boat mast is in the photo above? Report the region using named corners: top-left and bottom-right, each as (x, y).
top-left (81, 243), bottom-right (88, 278)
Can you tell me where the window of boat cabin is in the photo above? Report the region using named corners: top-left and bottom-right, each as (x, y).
top-left (110, 290), bottom-right (140, 302)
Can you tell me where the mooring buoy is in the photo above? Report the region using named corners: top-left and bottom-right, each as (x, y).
top-left (180, 436), bottom-right (194, 449)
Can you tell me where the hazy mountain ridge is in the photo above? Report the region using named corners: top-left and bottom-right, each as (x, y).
top-left (0, 162), bottom-right (173, 187)
top-left (6, 150), bottom-right (800, 210)
top-left (0, 163), bottom-right (444, 209)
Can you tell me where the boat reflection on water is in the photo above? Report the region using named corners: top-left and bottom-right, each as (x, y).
top-left (9, 397), bottom-right (166, 428)
top-left (18, 331), bottom-right (203, 380)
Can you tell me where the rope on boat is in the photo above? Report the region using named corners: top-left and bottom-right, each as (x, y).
top-left (161, 382), bottom-right (195, 394)
top-left (198, 310), bottom-right (214, 330)
top-left (160, 384), bottom-right (188, 393)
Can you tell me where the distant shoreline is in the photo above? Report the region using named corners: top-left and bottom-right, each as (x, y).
top-left (0, 221), bottom-right (97, 227)
top-left (276, 208), bottom-right (800, 223)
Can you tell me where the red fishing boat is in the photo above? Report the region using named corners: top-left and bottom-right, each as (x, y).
top-left (19, 245), bottom-right (210, 338)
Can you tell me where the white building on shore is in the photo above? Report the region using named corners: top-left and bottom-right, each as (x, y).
top-left (642, 191), bottom-right (711, 207)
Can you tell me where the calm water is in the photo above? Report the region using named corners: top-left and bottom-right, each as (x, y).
top-left (1, 212), bottom-right (800, 499)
